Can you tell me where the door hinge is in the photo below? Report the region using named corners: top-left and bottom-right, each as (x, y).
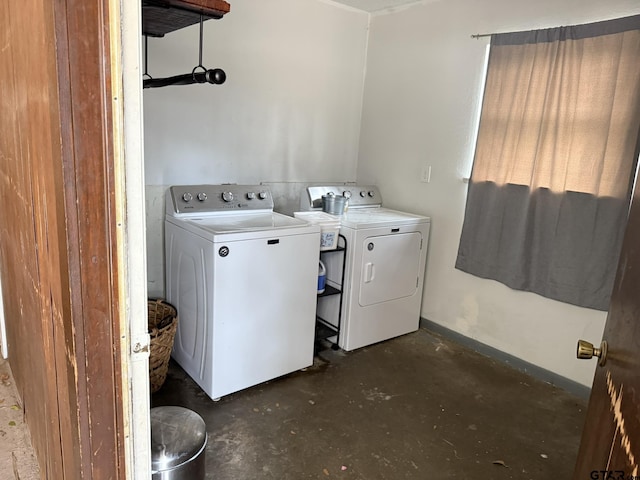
top-left (416, 277), bottom-right (419, 288)
top-left (131, 333), bottom-right (151, 358)
top-left (420, 238), bottom-right (423, 250)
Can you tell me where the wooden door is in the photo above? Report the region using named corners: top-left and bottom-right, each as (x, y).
top-left (573, 183), bottom-right (640, 477)
top-left (0, 0), bottom-right (129, 477)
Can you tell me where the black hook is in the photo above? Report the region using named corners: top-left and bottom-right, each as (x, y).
top-left (192, 15), bottom-right (209, 83)
top-left (143, 35), bottom-right (153, 80)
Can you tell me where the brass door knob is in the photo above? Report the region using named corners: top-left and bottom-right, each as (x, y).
top-left (576, 339), bottom-right (607, 366)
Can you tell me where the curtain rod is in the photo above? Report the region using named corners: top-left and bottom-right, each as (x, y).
top-left (470, 33), bottom-right (493, 39)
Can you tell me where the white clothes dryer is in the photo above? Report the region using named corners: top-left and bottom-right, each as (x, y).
top-left (299, 185), bottom-right (430, 351)
top-left (165, 185), bottom-right (320, 400)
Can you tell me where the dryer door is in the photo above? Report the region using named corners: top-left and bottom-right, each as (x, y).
top-left (359, 232), bottom-right (422, 306)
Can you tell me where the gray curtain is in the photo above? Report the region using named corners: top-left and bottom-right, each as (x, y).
top-left (456, 15), bottom-right (640, 311)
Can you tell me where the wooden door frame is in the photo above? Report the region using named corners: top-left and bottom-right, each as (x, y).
top-left (2, 0), bottom-right (138, 476)
top-left (52, 0), bottom-right (132, 476)
top-left (51, 0), bottom-right (151, 476)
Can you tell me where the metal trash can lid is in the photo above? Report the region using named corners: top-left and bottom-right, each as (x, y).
top-left (150, 406), bottom-right (207, 472)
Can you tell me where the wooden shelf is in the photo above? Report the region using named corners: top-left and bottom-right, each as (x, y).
top-left (142, 0), bottom-right (231, 37)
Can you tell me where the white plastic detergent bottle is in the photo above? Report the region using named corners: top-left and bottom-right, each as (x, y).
top-left (317, 260), bottom-right (327, 294)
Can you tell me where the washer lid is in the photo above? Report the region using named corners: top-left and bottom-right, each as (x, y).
top-left (185, 211), bottom-right (308, 233)
top-left (166, 211), bottom-right (320, 242)
top-left (339, 208), bottom-right (430, 229)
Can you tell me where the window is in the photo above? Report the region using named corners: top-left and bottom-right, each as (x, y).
top-left (456, 16), bottom-right (640, 310)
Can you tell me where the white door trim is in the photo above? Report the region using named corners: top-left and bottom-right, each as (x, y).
top-left (112, 0), bottom-right (151, 477)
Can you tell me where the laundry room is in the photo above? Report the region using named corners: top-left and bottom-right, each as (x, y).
top-left (138, 0), bottom-right (640, 477)
top-left (144, 0), bottom-right (636, 389)
top-left (3, 0), bottom-right (640, 478)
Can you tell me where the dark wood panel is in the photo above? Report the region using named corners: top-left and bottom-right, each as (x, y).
top-left (56, 0), bottom-right (126, 477)
top-left (573, 145), bottom-right (640, 475)
top-left (143, 0), bottom-right (231, 36)
top-left (0, 0), bottom-right (127, 477)
top-left (0, 1), bottom-right (66, 477)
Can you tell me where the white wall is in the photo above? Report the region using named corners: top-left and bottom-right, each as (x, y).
top-left (144, 0), bottom-right (369, 296)
top-left (357, 0), bottom-right (640, 386)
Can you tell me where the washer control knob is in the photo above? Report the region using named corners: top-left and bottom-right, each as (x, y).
top-left (246, 192), bottom-right (256, 200)
top-left (368, 190), bottom-right (375, 197)
top-left (221, 191), bottom-right (234, 202)
top-left (197, 192), bottom-right (208, 202)
top-left (182, 192), bottom-right (193, 202)
top-left (258, 191), bottom-right (268, 200)
top-left (342, 190), bottom-right (352, 199)
top-left (359, 191), bottom-right (366, 198)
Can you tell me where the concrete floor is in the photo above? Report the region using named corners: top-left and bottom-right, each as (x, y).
top-left (152, 328), bottom-right (588, 480)
top-left (0, 358), bottom-right (40, 480)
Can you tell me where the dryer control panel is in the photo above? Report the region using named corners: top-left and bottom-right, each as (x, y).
top-left (167, 184), bottom-right (274, 215)
top-left (301, 185), bottom-right (382, 210)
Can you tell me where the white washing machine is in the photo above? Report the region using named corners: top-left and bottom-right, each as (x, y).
top-left (299, 185), bottom-right (430, 351)
top-left (165, 184), bottom-right (320, 400)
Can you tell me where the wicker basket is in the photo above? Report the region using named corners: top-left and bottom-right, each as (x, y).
top-left (148, 299), bottom-right (178, 394)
